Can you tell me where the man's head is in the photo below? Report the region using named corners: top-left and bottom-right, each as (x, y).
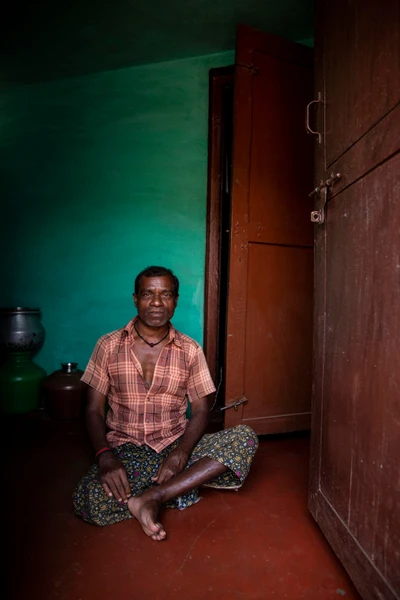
top-left (134, 266), bottom-right (179, 297)
top-left (133, 266), bottom-right (179, 328)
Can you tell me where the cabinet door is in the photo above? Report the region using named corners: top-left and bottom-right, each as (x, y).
top-left (309, 1), bottom-right (400, 598)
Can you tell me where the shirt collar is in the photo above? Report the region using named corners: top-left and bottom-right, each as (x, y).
top-left (123, 316), bottom-right (182, 347)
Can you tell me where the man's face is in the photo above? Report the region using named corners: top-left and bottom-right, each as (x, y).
top-left (133, 275), bottom-right (178, 328)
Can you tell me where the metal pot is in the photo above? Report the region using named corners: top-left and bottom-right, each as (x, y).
top-left (0, 307), bottom-right (45, 354)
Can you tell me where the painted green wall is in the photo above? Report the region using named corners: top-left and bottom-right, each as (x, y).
top-left (0, 51), bottom-right (234, 374)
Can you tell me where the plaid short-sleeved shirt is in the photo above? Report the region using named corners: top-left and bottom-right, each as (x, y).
top-left (81, 317), bottom-right (216, 452)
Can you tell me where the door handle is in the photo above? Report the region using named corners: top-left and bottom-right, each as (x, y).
top-left (305, 92), bottom-right (322, 145)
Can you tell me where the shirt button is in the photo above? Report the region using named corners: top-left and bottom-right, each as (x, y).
top-left (146, 419), bottom-right (150, 423)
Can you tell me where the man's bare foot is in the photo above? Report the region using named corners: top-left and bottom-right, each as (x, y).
top-left (128, 492), bottom-right (166, 541)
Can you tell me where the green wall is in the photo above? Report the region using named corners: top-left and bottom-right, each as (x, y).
top-left (0, 51), bottom-right (234, 374)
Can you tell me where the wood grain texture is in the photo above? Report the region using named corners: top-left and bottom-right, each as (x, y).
top-left (323, 0), bottom-right (400, 168)
top-left (310, 1), bottom-right (400, 597)
top-left (322, 158), bottom-right (400, 589)
top-left (309, 489), bottom-right (399, 600)
top-left (243, 243), bottom-right (313, 423)
top-left (225, 25), bottom-right (314, 431)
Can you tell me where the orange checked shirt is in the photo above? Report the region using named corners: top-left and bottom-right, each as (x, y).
top-left (81, 317), bottom-right (216, 452)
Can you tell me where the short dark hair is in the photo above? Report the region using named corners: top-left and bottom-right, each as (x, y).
top-left (134, 266), bottom-right (180, 296)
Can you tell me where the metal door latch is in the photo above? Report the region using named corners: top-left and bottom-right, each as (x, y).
top-left (309, 173), bottom-right (341, 224)
top-left (220, 396), bottom-right (248, 412)
top-left (309, 173), bottom-right (341, 198)
top-left (311, 209), bottom-right (325, 224)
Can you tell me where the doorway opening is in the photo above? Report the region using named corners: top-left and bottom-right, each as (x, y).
top-left (204, 66), bottom-right (234, 428)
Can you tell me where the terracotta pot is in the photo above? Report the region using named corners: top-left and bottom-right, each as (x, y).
top-left (44, 362), bottom-right (86, 420)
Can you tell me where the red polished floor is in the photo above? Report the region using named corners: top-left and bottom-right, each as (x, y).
top-left (5, 416), bottom-right (360, 600)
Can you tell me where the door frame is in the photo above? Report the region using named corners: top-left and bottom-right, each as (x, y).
top-left (204, 66), bottom-right (234, 385)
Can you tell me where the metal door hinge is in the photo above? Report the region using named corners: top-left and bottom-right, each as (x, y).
top-left (309, 173), bottom-right (341, 224)
top-left (220, 396), bottom-right (248, 411)
top-left (237, 63), bottom-right (260, 75)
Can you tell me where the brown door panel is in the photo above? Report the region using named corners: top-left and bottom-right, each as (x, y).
top-left (225, 25), bottom-right (314, 433)
top-left (242, 244), bottom-right (313, 423)
top-left (310, 1), bottom-right (400, 596)
top-left (323, 0), bottom-right (400, 168)
top-left (249, 52), bottom-right (314, 246)
top-left (320, 157), bottom-right (400, 584)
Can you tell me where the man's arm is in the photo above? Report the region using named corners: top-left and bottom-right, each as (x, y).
top-left (152, 395), bottom-right (210, 485)
top-left (86, 387), bottom-right (131, 503)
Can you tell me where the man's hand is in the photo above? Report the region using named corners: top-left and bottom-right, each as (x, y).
top-left (152, 447), bottom-right (189, 485)
top-left (98, 452), bottom-right (131, 503)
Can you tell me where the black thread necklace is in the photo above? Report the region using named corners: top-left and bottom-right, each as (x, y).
top-left (134, 322), bottom-right (170, 347)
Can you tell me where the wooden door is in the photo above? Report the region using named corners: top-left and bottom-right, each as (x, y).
top-left (309, 1), bottom-right (400, 598)
top-left (224, 25), bottom-right (314, 433)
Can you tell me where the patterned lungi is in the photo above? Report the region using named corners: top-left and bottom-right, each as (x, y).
top-left (73, 424), bottom-right (258, 526)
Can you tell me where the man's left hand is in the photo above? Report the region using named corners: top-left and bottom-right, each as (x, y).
top-left (152, 447), bottom-right (190, 484)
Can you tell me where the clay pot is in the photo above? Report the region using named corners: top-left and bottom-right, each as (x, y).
top-left (44, 362), bottom-right (86, 420)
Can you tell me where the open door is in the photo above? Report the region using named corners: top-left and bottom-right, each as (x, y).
top-left (309, 1), bottom-right (400, 598)
top-left (224, 25), bottom-right (314, 433)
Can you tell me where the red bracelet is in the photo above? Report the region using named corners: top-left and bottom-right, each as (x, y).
top-left (95, 446), bottom-right (111, 459)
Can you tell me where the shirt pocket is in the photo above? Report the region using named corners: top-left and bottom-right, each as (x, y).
top-left (155, 368), bottom-right (189, 399)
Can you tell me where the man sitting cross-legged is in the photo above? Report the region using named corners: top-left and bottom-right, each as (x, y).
top-left (73, 266), bottom-right (258, 541)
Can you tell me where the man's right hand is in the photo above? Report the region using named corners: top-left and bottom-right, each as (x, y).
top-left (98, 452), bottom-right (131, 503)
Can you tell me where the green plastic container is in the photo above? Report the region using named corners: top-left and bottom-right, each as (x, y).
top-left (0, 352), bottom-right (46, 414)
